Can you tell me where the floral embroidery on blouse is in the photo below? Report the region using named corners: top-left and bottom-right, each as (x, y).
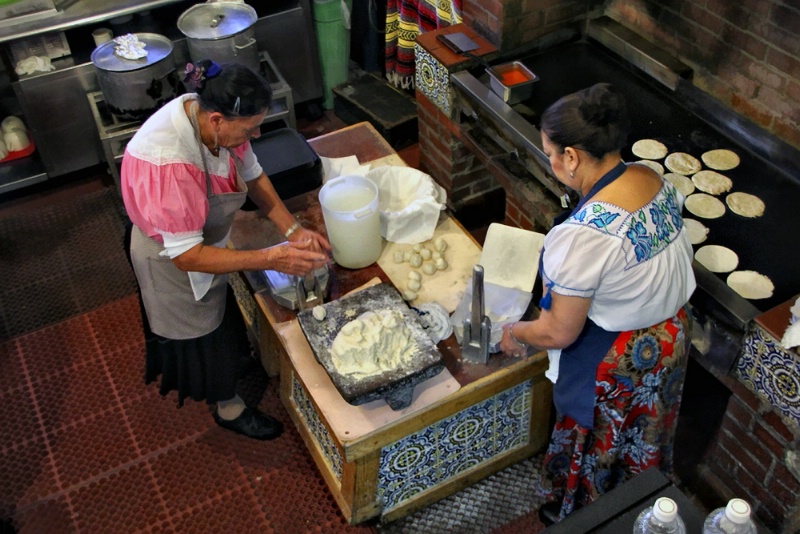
top-left (567, 183), bottom-right (684, 269)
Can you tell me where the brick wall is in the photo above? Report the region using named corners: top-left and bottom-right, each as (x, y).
top-left (605, 0), bottom-right (800, 150)
top-left (699, 374), bottom-right (800, 533)
top-left (463, 0), bottom-right (602, 50)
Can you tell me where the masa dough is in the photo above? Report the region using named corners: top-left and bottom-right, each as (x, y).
top-left (726, 192), bottom-right (765, 218)
top-left (692, 170), bottom-right (733, 195)
top-left (702, 149), bottom-right (740, 171)
top-left (665, 152), bottom-right (702, 175)
top-left (330, 308), bottom-right (417, 379)
top-left (632, 139), bottom-right (668, 160)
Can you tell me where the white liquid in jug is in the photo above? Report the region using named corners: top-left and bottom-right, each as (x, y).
top-left (321, 184), bottom-right (382, 269)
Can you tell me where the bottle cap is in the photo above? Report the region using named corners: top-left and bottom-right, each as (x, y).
top-left (726, 498), bottom-right (751, 524)
top-left (653, 497), bottom-right (678, 522)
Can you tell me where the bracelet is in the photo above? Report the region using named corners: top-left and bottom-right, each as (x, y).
top-left (509, 322), bottom-right (528, 349)
top-left (284, 221), bottom-right (301, 239)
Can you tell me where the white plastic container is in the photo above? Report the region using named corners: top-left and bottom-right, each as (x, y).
top-left (633, 497), bottom-right (686, 534)
top-left (319, 174), bottom-right (381, 269)
top-left (703, 499), bottom-right (757, 534)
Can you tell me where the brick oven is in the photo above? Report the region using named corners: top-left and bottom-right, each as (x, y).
top-left (411, 1), bottom-right (800, 532)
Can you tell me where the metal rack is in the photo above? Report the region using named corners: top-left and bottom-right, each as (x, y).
top-left (88, 50), bottom-right (295, 191)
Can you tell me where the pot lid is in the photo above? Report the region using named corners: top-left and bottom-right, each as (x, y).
top-left (91, 33), bottom-right (174, 72)
top-left (177, 2), bottom-right (257, 40)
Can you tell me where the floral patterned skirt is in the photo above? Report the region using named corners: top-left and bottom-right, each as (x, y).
top-left (541, 307), bottom-right (690, 520)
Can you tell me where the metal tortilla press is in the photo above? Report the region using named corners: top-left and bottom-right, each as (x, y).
top-left (262, 265), bottom-right (330, 310)
top-left (461, 264), bottom-right (492, 364)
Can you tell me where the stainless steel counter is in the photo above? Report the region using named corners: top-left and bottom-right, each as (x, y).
top-left (0, 0), bottom-right (190, 43)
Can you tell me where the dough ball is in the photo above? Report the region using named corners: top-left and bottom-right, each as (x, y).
top-left (312, 305), bottom-right (327, 321)
top-left (407, 279), bottom-right (421, 292)
top-left (393, 250), bottom-right (405, 264)
top-left (435, 258), bottom-right (448, 270)
top-left (408, 270), bottom-right (421, 281)
top-left (402, 290), bottom-right (417, 301)
top-left (422, 262), bottom-right (437, 275)
top-left (420, 248), bottom-right (432, 260)
top-left (409, 253), bottom-right (422, 267)
top-left (435, 238), bottom-right (448, 252)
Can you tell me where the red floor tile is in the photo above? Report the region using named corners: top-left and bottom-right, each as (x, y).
top-left (125, 394), bottom-right (211, 456)
top-left (0, 339), bottom-right (26, 397)
top-left (104, 343), bottom-right (149, 401)
top-left (85, 294), bottom-right (144, 355)
top-left (47, 406), bottom-right (139, 489)
top-left (0, 386), bottom-right (44, 451)
top-left (169, 488), bottom-right (269, 534)
top-left (11, 496), bottom-right (75, 534)
top-left (16, 317), bottom-right (99, 381)
top-left (68, 462), bottom-right (166, 533)
top-left (149, 440), bottom-right (252, 514)
top-left (0, 437), bottom-right (60, 515)
top-left (32, 359), bottom-right (118, 433)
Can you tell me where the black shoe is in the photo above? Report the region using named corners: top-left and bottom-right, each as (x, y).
top-left (538, 500), bottom-right (562, 527)
top-left (213, 407), bottom-right (284, 440)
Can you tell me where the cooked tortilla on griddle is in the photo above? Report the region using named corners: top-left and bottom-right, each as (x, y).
top-left (665, 152), bottom-right (702, 175)
top-left (727, 270), bottom-right (774, 300)
top-left (695, 245), bottom-right (739, 273)
top-left (665, 173), bottom-right (695, 197)
top-left (692, 170), bottom-right (733, 195)
top-left (685, 193), bottom-right (726, 219)
top-left (702, 149), bottom-right (740, 171)
top-left (632, 139), bottom-right (668, 160)
top-left (683, 218), bottom-right (709, 244)
top-left (634, 159), bottom-right (665, 175)
top-left (726, 192), bottom-right (765, 218)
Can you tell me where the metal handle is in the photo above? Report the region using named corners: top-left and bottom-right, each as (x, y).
top-left (234, 38), bottom-right (258, 51)
top-left (210, 13), bottom-right (225, 28)
top-left (469, 265), bottom-right (485, 342)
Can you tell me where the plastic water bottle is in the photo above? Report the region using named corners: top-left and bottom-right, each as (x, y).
top-left (633, 497), bottom-right (687, 534)
top-left (703, 498), bottom-right (757, 533)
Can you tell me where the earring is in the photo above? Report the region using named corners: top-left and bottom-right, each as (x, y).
top-left (569, 171), bottom-right (574, 178)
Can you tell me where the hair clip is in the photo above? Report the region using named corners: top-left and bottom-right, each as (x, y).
top-left (206, 61), bottom-right (222, 79)
top-left (233, 96), bottom-right (241, 114)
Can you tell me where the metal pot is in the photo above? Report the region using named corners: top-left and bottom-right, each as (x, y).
top-left (91, 33), bottom-right (179, 120)
top-left (177, 2), bottom-right (260, 74)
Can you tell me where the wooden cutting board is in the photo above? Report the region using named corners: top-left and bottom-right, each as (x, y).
top-left (297, 283), bottom-right (444, 409)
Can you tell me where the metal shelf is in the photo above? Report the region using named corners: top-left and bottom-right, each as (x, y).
top-left (88, 50), bottom-right (294, 191)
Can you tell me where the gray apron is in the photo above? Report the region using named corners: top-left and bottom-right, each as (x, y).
top-left (130, 101), bottom-right (248, 339)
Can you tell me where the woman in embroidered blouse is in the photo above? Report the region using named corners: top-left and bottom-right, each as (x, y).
top-left (499, 83), bottom-right (695, 522)
top-left (121, 60), bottom-right (330, 441)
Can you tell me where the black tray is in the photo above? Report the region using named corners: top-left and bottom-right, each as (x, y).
top-left (297, 283), bottom-right (444, 410)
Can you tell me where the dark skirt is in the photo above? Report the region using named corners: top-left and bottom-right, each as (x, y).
top-left (125, 222), bottom-right (252, 407)
top-left (141, 286), bottom-right (251, 406)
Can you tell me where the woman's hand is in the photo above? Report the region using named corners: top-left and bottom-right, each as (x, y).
top-left (288, 225), bottom-right (331, 255)
top-left (266, 239), bottom-right (329, 277)
top-left (501, 322), bottom-right (528, 358)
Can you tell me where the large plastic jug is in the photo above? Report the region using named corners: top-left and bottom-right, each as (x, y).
top-left (319, 175), bottom-right (382, 269)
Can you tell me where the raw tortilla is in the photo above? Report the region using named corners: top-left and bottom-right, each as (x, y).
top-left (685, 193), bottom-right (726, 219)
top-left (665, 152), bottom-right (702, 175)
top-left (692, 170), bottom-right (733, 195)
top-left (665, 173), bottom-right (695, 197)
top-left (727, 270), bottom-right (774, 300)
top-left (632, 139), bottom-right (668, 160)
top-left (695, 245), bottom-right (739, 273)
top-left (683, 218), bottom-right (709, 244)
top-left (726, 192), bottom-right (765, 218)
top-left (702, 149), bottom-right (740, 171)
top-left (634, 159), bottom-right (664, 175)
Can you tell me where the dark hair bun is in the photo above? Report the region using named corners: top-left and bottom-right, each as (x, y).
top-left (578, 83), bottom-right (625, 127)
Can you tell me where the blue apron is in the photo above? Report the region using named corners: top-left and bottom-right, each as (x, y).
top-left (540, 161), bottom-right (627, 429)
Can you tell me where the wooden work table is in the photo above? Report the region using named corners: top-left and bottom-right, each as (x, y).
top-left (228, 122), bottom-right (552, 524)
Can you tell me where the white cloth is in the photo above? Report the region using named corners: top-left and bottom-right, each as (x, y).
top-left (542, 180), bottom-right (696, 381)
